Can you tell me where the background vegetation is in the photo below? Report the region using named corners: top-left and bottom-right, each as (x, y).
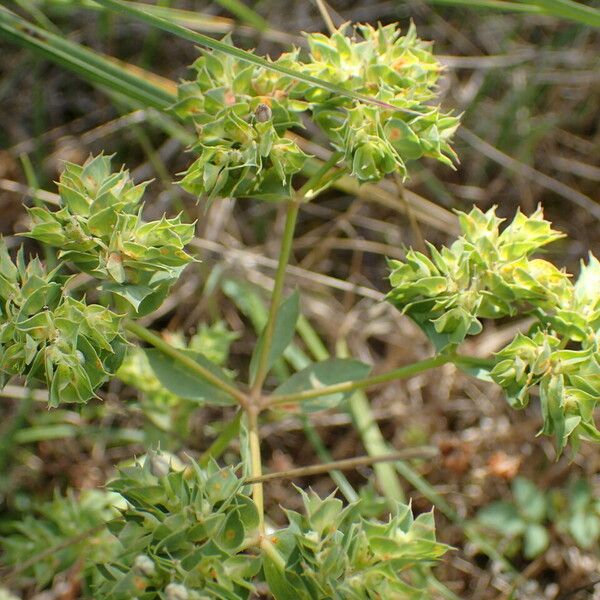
top-left (0, 0), bottom-right (599, 598)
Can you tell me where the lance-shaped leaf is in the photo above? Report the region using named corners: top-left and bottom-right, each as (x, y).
top-left (272, 358), bottom-right (371, 411)
top-left (146, 348), bottom-right (236, 406)
top-left (249, 290), bottom-right (300, 385)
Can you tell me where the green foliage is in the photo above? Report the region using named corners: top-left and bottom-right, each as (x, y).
top-left (174, 37), bottom-right (310, 202)
top-left (387, 206), bottom-right (566, 348)
top-left (1, 454), bottom-right (450, 599)
top-left (388, 206), bottom-right (600, 451)
top-left (303, 23), bottom-right (458, 180)
top-left (96, 453), bottom-right (261, 599)
top-left (146, 348), bottom-right (237, 406)
top-left (265, 489), bottom-right (449, 599)
top-left (272, 358), bottom-right (371, 411)
top-left (1, 489), bottom-right (119, 589)
top-left (181, 322), bottom-right (240, 367)
top-left (249, 289), bottom-right (300, 384)
top-left (94, 453), bottom-right (448, 599)
top-left (0, 240), bottom-right (126, 406)
top-left (491, 252), bottom-right (600, 452)
top-left (477, 477), bottom-right (549, 559)
top-left (0, 154), bottom-right (195, 408)
top-left (117, 322), bottom-right (239, 442)
top-left (476, 476), bottom-right (600, 559)
top-left (27, 154), bottom-right (195, 314)
top-left (118, 345), bottom-right (195, 444)
top-left (175, 23), bottom-right (458, 201)
top-left (555, 478), bottom-right (600, 549)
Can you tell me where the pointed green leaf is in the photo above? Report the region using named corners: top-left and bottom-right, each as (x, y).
top-left (249, 290), bottom-right (300, 384)
top-left (272, 358), bottom-right (371, 411)
top-left (146, 348), bottom-right (236, 406)
top-left (103, 283), bottom-right (155, 312)
top-left (263, 557), bottom-right (308, 600)
top-left (215, 510), bottom-right (245, 552)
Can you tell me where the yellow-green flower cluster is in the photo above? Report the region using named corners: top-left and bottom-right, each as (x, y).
top-left (491, 255), bottom-right (600, 452)
top-left (174, 40), bottom-right (309, 202)
top-left (388, 206), bottom-right (600, 451)
top-left (491, 329), bottom-right (599, 453)
top-left (96, 456), bottom-right (261, 599)
top-left (27, 155), bottom-right (194, 314)
top-left (95, 453), bottom-right (449, 599)
top-left (266, 489), bottom-right (449, 598)
top-left (303, 23), bottom-right (458, 181)
top-left (0, 155), bottom-right (196, 406)
top-left (0, 242), bottom-right (126, 406)
top-left (176, 23), bottom-right (458, 201)
top-left (387, 206), bottom-right (567, 347)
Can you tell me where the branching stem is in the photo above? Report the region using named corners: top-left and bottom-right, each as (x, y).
top-left (245, 447), bottom-right (437, 484)
top-left (263, 353), bottom-right (453, 407)
top-left (262, 353), bottom-right (495, 408)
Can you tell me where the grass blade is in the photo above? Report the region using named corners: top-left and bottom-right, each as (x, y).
top-left (423, 0), bottom-right (600, 26)
top-left (40, 0), bottom-right (300, 45)
top-left (423, 0), bottom-right (542, 12)
top-left (13, 0), bottom-right (60, 32)
top-left (528, 0), bottom-right (600, 27)
top-left (0, 6), bottom-right (175, 110)
top-left (212, 0), bottom-right (269, 31)
top-left (90, 0), bottom-right (400, 110)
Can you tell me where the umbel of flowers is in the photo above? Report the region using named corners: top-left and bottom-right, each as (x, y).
top-left (0, 155), bottom-right (195, 406)
top-left (27, 154), bottom-right (195, 314)
top-left (387, 206), bottom-right (600, 453)
top-left (174, 22), bottom-right (458, 202)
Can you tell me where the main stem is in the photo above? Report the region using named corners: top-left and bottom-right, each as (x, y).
top-left (246, 198), bottom-right (300, 534)
top-left (250, 199), bottom-right (301, 395)
top-left (245, 152), bottom-right (343, 532)
top-left (250, 151), bottom-right (343, 396)
top-left (247, 406), bottom-right (265, 534)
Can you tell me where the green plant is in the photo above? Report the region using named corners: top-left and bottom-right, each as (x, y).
top-left (1, 489), bottom-right (120, 591)
top-left (97, 453), bottom-right (450, 599)
top-left (476, 477), bottom-right (550, 559)
top-left (556, 478), bottom-right (600, 549)
top-left (1, 11), bottom-right (599, 599)
top-left (475, 476), bottom-right (600, 559)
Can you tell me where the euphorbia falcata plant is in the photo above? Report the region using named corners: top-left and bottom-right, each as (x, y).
top-left (1, 13), bottom-right (599, 600)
